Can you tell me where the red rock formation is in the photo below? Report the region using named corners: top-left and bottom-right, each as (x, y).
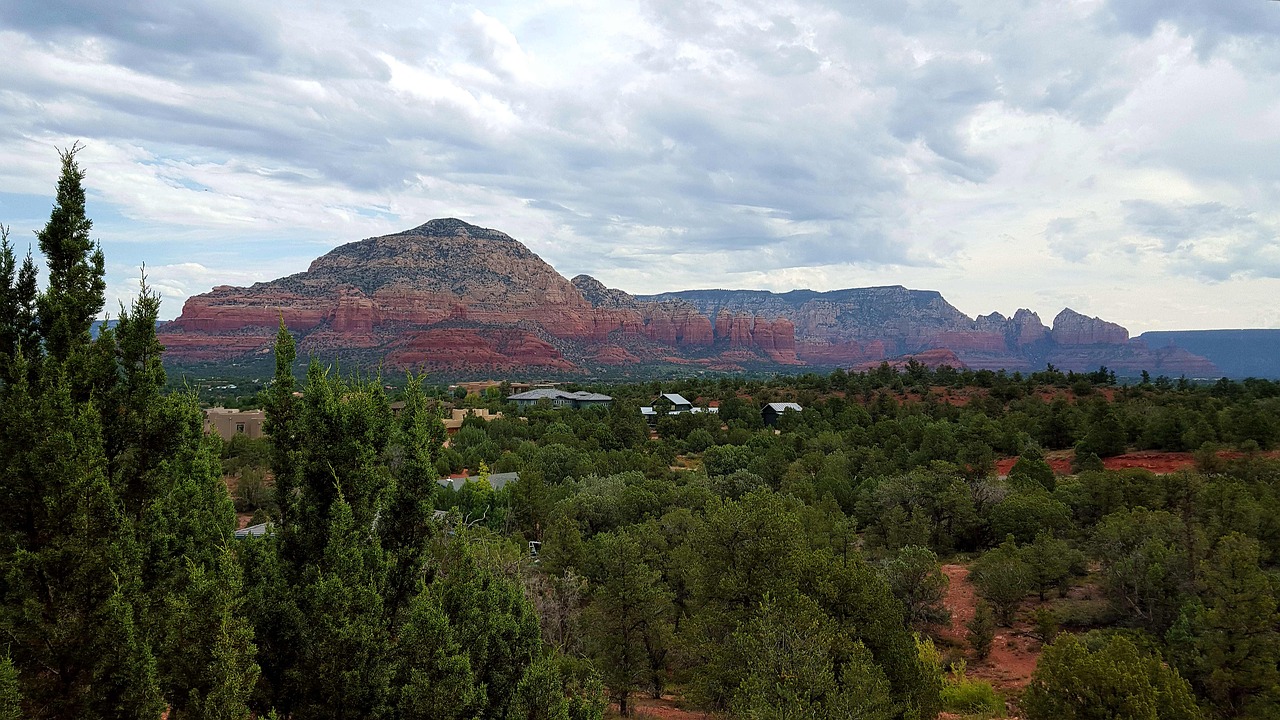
top-left (856, 348), bottom-right (968, 371)
top-left (386, 328), bottom-right (575, 371)
top-left (157, 219), bottom-right (1217, 377)
top-left (1051, 308), bottom-right (1128, 345)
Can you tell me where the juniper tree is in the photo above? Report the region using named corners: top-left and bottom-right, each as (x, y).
top-left (0, 147), bottom-right (256, 719)
top-left (34, 144), bottom-right (104, 364)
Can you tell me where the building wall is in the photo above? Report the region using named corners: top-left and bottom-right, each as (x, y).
top-left (204, 409), bottom-right (266, 440)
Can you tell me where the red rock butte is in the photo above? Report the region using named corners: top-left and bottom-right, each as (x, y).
top-left (158, 219), bottom-right (1218, 376)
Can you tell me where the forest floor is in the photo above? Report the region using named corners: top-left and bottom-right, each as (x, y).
top-left (606, 695), bottom-right (710, 719)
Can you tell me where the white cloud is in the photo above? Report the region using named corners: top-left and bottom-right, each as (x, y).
top-left (0, 0), bottom-right (1277, 329)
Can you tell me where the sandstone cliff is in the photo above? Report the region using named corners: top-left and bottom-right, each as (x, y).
top-left (159, 219), bottom-right (1218, 377)
top-left (161, 220), bottom-right (796, 371)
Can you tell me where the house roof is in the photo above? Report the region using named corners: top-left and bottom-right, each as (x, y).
top-left (764, 402), bottom-right (804, 412)
top-left (508, 389), bottom-right (612, 402)
top-left (661, 393), bottom-right (692, 406)
top-left (233, 522), bottom-right (271, 538)
top-left (437, 471), bottom-right (520, 492)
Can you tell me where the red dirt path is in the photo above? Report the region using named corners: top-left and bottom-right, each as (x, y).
top-left (607, 696), bottom-right (710, 719)
top-left (939, 564), bottom-right (1040, 694)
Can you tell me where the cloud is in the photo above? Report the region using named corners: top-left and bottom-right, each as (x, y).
top-left (0, 0), bottom-right (1278, 329)
top-left (1122, 200), bottom-right (1280, 281)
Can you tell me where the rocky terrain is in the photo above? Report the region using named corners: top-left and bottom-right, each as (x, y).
top-left (159, 219), bottom-right (1219, 376)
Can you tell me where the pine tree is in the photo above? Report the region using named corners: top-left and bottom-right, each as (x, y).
top-left (1167, 533), bottom-right (1280, 717)
top-left (582, 532), bottom-right (673, 714)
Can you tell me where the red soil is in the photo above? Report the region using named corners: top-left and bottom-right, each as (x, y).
top-left (995, 449), bottom-right (1280, 477)
top-left (607, 696), bottom-right (710, 720)
top-left (939, 564), bottom-right (1040, 693)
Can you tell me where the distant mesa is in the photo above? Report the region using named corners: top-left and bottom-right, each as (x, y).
top-left (158, 218), bottom-right (1230, 376)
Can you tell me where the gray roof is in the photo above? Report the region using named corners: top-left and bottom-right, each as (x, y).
top-left (508, 389), bottom-right (612, 402)
top-left (438, 471), bottom-right (520, 492)
top-left (233, 522), bottom-right (271, 539)
top-left (661, 393), bottom-right (692, 406)
top-left (764, 402), bottom-right (803, 412)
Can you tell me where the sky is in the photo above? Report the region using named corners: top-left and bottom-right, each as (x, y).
top-left (1, 0), bottom-right (1278, 332)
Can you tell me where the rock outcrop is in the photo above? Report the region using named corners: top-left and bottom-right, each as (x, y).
top-left (159, 219), bottom-right (1219, 377)
top-left (161, 220), bottom-right (797, 371)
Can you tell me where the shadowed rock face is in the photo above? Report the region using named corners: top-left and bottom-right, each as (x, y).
top-left (159, 219), bottom-right (1218, 376)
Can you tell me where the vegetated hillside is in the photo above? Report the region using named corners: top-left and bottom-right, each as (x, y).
top-left (1138, 329), bottom-right (1280, 378)
top-left (159, 218), bottom-right (1218, 377)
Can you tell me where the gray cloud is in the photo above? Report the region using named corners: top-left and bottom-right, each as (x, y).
top-left (1123, 200), bottom-right (1280, 280)
top-left (0, 0), bottom-right (1279, 328)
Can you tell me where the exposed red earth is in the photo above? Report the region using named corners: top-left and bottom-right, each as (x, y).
top-left (994, 449), bottom-right (1280, 476)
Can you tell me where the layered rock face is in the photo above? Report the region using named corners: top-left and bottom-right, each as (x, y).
top-left (160, 219), bottom-right (1218, 377)
top-left (161, 219), bottom-right (797, 370)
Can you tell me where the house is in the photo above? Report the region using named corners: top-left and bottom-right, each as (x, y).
top-left (508, 388), bottom-right (613, 410)
top-left (762, 402), bottom-right (803, 426)
top-left (233, 522), bottom-right (270, 539)
top-left (388, 404), bottom-right (503, 434)
top-left (437, 471), bottom-right (520, 492)
top-left (204, 408), bottom-right (266, 441)
top-left (442, 407), bottom-right (502, 434)
top-left (660, 393), bottom-right (694, 412)
top-left (641, 394), bottom-right (718, 423)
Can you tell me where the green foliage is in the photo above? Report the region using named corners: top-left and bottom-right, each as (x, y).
top-left (967, 602), bottom-right (996, 661)
top-left (1092, 508), bottom-right (1193, 635)
top-left (940, 662), bottom-right (1004, 717)
top-left (1165, 533), bottom-right (1280, 717)
top-left (882, 545), bottom-right (951, 633)
top-left (582, 532), bottom-right (673, 712)
top-left (0, 654), bottom-right (19, 720)
top-left (34, 144), bottom-right (105, 363)
top-left (0, 150), bottom-right (255, 719)
top-left (1021, 532), bottom-right (1084, 601)
top-left (727, 593), bottom-right (897, 720)
top-left (969, 537), bottom-right (1033, 626)
top-left (1023, 634), bottom-right (1203, 720)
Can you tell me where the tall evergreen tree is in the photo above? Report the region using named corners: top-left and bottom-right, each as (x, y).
top-left (0, 147), bottom-right (256, 719)
top-left (34, 144), bottom-right (104, 364)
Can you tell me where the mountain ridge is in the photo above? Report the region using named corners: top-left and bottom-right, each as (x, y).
top-left (157, 219), bottom-right (1223, 377)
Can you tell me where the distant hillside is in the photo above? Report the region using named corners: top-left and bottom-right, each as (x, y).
top-left (1137, 330), bottom-right (1280, 379)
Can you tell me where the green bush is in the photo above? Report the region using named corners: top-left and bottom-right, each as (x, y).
top-left (940, 662), bottom-right (1004, 717)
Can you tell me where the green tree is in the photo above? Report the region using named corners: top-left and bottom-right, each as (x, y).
top-left (966, 602), bottom-right (996, 661)
top-left (1008, 446), bottom-right (1055, 492)
top-left (969, 537), bottom-right (1033, 625)
top-left (0, 226), bottom-right (40, 373)
top-left (582, 533), bottom-right (673, 715)
top-left (34, 144), bottom-right (105, 364)
top-left (1023, 634), bottom-right (1202, 720)
top-left (1092, 509), bottom-right (1192, 635)
top-left (1021, 532), bottom-right (1083, 601)
top-left (0, 654), bottom-right (20, 720)
top-left (728, 592), bottom-right (894, 720)
top-left (0, 149), bottom-right (255, 720)
top-left (1166, 533), bottom-right (1280, 717)
top-left (882, 545), bottom-right (950, 633)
